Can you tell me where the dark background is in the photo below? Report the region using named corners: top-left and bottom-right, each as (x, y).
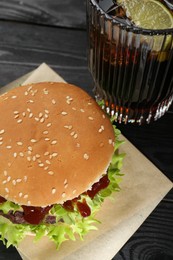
top-left (0, 1), bottom-right (172, 259)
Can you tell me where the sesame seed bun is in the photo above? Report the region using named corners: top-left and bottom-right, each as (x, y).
top-left (0, 82), bottom-right (115, 206)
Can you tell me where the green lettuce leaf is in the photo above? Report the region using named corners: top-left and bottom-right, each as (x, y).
top-left (0, 124), bottom-right (125, 249)
top-left (0, 201), bottom-right (21, 214)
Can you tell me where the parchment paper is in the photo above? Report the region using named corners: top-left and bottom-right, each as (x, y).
top-left (2, 63), bottom-right (172, 260)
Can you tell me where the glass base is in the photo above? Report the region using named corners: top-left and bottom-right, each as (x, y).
top-left (96, 95), bottom-right (173, 125)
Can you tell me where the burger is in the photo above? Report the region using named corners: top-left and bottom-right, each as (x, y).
top-left (0, 82), bottom-right (123, 249)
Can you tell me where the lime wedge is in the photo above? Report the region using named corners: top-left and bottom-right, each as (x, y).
top-left (118, 0), bottom-right (173, 29)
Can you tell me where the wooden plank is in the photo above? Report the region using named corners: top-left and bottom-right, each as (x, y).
top-left (0, 0), bottom-right (86, 28)
top-left (0, 21), bottom-right (92, 95)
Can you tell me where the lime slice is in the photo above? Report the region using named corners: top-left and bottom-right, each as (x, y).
top-left (118, 0), bottom-right (173, 29)
top-left (117, 0), bottom-right (173, 60)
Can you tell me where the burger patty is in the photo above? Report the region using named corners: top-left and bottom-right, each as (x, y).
top-left (0, 209), bottom-right (56, 224)
top-left (0, 174), bottom-right (110, 225)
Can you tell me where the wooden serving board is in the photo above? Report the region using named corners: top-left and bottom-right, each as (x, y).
top-left (1, 63), bottom-right (172, 260)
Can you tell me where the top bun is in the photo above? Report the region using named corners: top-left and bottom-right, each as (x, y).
top-left (0, 82), bottom-right (115, 206)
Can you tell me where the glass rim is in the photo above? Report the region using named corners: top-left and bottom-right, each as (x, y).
top-left (90, 0), bottom-right (173, 35)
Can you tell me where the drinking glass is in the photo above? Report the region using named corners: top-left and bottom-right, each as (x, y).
top-left (87, 0), bottom-right (173, 124)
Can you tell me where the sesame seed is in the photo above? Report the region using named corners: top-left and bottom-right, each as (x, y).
top-left (52, 188), bottom-right (56, 194)
top-left (43, 88), bottom-right (49, 94)
top-left (12, 95), bottom-right (17, 99)
top-left (13, 152), bottom-right (17, 158)
top-left (64, 179), bottom-right (68, 185)
top-left (45, 138), bottom-right (50, 141)
top-left (39, 112), bottom-right (43, 118)
top-left (24, 194), bottom-right (28, 199)
top-left (84, 153), bottom-right (89, 160)
top-left (61, 111), bottom-right (67, 115)
top-left (39, 163), bottom-right (44, 167)
top-left (19, 192), bottom-right (23, 197)
top-left (35, 154), bottom-right (41, 158)
top-left (74, 134), bottom-right (78, 139)
top-left (27, 100), bottom-right (34, 103)
top-left (24, 176), bottom-right (28, 182)
top-left (48, 171), bottom-right (54, 175)
top-left (80, 109), bottom-right (85, 113)
top-left (44, 114), bottom-right (49, 119)
top-left (64, 183), bottom-right (68, 189)
top-left (7, 176), bottom-right (11, 182)
top-left (35, 117), bottom-right (39, 121)
top-left (19, 152), bottom-right (24, 157)
top-left (43, 131), bottom-right (49, 135)
top-left (0, 141), bottom-right (3, 145)
top-left (27, 201), bottom-right (31, 206)
top-left (12, 180), bottom-right (16, 185)
top-left (47, 123), bottom-right (52, 128)
top-left (5, 187), bottom-right (9, 193)
top-left (27, 86), bottom-right (33, 91)
top-left (40, 117), bottom-right (45, 123)
top-left (14, 114), bottom-right (19, 119)
top-left (0, 129), bottom-right (5, 134)
top-left (52, 152), bottom-right (58, 157)
top-left (62, 192), bottom-right (66, 198)
top-left (64, 125), bottom-right (73, 130)
top-left (51, 140), bottom-right (57, 145)
top-left (30, 139), bottom-right (37, 143)
top-left (45, 109), bottom-right (49, 114)
top-left (17, 142), bottom-right (23, 146)
top-left (70, 131), bottom-right (75, 136)
top-left (6, 146), bottom-right (12, 149)
top-left (27, 150), bottom-right (32, 155)
top-left (98, 125), bottom-right (105, 133)
top-left (66, 100), bottom-right (71, 105)
top-left (72, 107), bottom-right (76, 111)
top-left (28, 146), bottom-right (33, 151)
top-left (17, 119), bottom-right (23, 123)
top-left (44, 151), bottom-right (50, 156)
top-left (31, 91), bottom-right (36, 96)
top-left (27, 156), bottom-right (31, 161)
top-left (46, 160), bottom-right (51, 165)
top-left (52, 99), bottom-right (56, 104)
top-left (25, 91), bottom-right (29, 96)
top-left (0, 137), bottom-right (3, 141)
top-left (29, 113), bottom-right (33, 118)
top-left (27, 108), bottom-right (31, 112)
top-left (76, 143), bottom-right (80, 148)
top-left (88, 102), bottom-right (92, 105)
top-left (44, 166), bottom-right (49, 170)
top-left (14, 111), bottom-right (19, 115)
top-left (108, 139), bottom-right (113, 144)
top-left (32, 156), bottom-right (36, 161)
top-left (100, 142), bottom-right (104, 147)
top-left (2, 180), bottom-right (7, 184)
top-left (72, 189), bottom-right (76, 194)
top-left (102, 114), bottom-right (106, 119)
top-left (22, 112), bottom-right (26, 117)
top-left (88, 116), bottom-right (94, 120)
top-left (16, 178), bottom-right (22, 183)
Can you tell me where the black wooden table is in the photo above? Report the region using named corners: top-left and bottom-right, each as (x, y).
top-left (0, 1), bottom-right (172, 259)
